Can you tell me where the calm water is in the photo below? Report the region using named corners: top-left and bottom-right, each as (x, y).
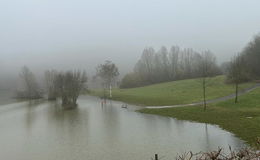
top-left (0, 96), bottom-right (245, 160)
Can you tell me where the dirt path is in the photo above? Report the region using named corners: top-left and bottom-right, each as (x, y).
top-left (145, 83), bottom-right (260, 109)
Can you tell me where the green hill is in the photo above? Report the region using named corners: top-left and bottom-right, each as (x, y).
top-left (91, 75), bottom-right (254, 106)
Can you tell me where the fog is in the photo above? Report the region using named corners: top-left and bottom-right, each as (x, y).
top-left (1, 0), bottom-right (260, 89)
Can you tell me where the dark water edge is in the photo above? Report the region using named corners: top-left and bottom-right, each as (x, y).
top-left (0, 90), bottom-right (18, 105)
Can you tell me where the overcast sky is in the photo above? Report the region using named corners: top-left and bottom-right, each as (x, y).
top-left (1, 0), bottom-right (260, 75)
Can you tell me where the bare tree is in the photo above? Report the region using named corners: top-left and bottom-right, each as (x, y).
top-left (227, 54), bottom-right (248, 103)
top-left (134, 47), bottom-right (155, 83)
top-left (17, 66), bottom-right (42, 99)
top-left (169, 46), bottom-right (180, 80)
top-left (45, 70), bottom-right (59, 100)
top-left (242, 34), bottom-right (260, 79)
top-left (198, 51), bottom-right (219, 111)
top-left (96, 61), bottom-right (119, 98)
top-left (158, 46), bottom-right (170, 80)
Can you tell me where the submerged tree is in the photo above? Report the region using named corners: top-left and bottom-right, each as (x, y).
top-left (56, 71), bottom-right (87, 108)
top-left (96, 61), bottom-right (119, 98)
top-left (17, 66), bottom-right (42, 99)
top-left (44, 70), bottom-right (87, 108)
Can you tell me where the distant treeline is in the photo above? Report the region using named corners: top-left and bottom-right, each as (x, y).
top-left (226, 34), bottom-right (260, 82)
top-left (120, 46), bottom-right (221, 88)
top-left (120, 34), bottom-right (260, 89)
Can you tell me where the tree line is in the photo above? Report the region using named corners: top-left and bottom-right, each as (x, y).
top-left (227, 34), bottom-right (260, 82)
top-left (120, 46), bottom-right (221, 88)
top-left (226, 34), bottom-right (260, 103)
top-left (17, 67), bottom-right (87, 109)
top-left (16, 61), bottom-right (119, 109)
top-left (121, 33), bottom-right (260, 90)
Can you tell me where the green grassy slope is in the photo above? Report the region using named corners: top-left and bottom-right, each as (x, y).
top-left (90, 76), bottom-right (254, 106)
top-left (140, 88), bottom-right (260, 147)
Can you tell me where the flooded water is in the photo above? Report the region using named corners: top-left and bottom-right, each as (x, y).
top-left (0, 96), bottom-right (245, 160)
top-left (0, 90), bottom-right (17, 105)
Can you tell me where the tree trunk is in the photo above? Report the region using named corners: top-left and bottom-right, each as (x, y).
top-left (62, 96), bottom-right (68, 106)
top-left (109, 84), bottom-right (112, 98)
top-left (235, 82), bottom-right (238, 103)
top-left (203, 77), bottom-right (207, 111)
top-left (73, 98), bottom-right (77, 106)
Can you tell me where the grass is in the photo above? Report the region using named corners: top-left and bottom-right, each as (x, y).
top-left (140, 87), bottom-right (260, 147)
top-left (90, 75), bottom-right (254, 106)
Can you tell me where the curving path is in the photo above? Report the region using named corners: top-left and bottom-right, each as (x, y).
top-left (145, 83), bottom-right (260, 109)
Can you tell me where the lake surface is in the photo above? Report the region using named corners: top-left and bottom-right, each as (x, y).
top-left (0, 96), bottom-right (245, 160)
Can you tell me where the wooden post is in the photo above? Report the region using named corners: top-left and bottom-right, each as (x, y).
top-left (155, 154), bottom-right (158, 160)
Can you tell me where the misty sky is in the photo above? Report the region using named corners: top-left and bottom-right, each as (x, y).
top-left (1, 0), bottom-right (260, 75)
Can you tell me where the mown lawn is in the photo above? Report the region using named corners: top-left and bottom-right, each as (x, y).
top-left (140, 88), bottom-right (260, 147)
top-left (90, 76), bottom-right (254, 106)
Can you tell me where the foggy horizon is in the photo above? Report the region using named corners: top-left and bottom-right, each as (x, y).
top-left (1, 0), bottom-right (260, 76)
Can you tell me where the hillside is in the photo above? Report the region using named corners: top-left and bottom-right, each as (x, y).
top-left (91, 76), bottom-right (255, 106)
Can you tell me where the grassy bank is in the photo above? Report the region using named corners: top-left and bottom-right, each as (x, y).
top-left (90, 76), bottom-right (254, 106)
top-left (140, 88), bottom-right (260, 147)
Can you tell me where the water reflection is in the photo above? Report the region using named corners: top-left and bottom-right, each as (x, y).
top-left (0, 96), bottom-right (246, 160)
top-left (204, 123), bottom-right (210, 151)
